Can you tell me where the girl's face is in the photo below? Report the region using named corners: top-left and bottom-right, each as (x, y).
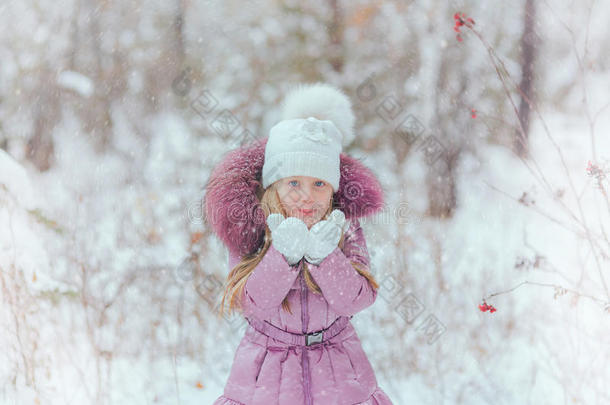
top-left (274, 176), bottom-right (334, 229)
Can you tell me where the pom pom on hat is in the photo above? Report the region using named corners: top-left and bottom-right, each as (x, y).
top-left (280, 82), bottom-right (355, 146)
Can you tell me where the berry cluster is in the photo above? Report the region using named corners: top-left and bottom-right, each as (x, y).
top-left (453, 12), bottom-right (476, 42)
top-left (478, 300), bottom-right (497, 313)
top-left (586, 160), bottom-right (606, 181)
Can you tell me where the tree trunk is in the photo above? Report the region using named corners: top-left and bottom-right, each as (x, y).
top-left (26, 71), bottom-right (58, 171)
top-left (514, 0), bottom-right (537, 157)
top-left (426, 52), bottom-right (464, 219)
top-left (328, 0), bottom-right (344, 72)
top-left (143, 0), bottom-right (186, 113)
top-left (426, 148), bottom-right (459, 218)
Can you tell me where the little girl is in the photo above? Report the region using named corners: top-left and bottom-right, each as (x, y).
top-left (204, 83), bottom-right (393, 405)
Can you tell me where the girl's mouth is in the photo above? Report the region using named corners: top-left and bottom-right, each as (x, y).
top-left (300, 208), bottom-right (314, 216)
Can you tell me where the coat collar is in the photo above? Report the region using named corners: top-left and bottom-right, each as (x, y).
top-left (204, 137), bottom-right (385, 257)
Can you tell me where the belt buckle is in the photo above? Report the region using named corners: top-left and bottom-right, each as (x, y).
top-left (305, 330), bottom-right (323, 346)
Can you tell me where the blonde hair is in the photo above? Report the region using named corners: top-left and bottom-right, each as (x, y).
top-left (218, 182), bottom-right (379, 317)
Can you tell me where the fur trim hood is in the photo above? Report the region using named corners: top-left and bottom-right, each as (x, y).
top-left (203, 137), bottom-right (385, 258)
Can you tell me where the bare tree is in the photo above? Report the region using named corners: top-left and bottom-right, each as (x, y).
top-left (426, 45), bottom-right (469, 218)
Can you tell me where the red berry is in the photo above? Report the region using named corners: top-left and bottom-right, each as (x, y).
top-left (479, 300), bottom-right (497, 313)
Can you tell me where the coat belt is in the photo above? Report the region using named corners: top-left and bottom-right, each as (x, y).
top-left (245, 315), bottom-right (352, 346)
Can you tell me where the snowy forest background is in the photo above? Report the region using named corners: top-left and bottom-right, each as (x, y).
top-left (1, 0), bottom-right (609, 404)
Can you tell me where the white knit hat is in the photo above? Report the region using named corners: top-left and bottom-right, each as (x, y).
top-left (262, 83), bottom-right (355, 192)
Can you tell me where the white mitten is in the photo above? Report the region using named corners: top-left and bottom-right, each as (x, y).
top-left (266, 213), bottom-right (310, 265)
top-left (304, 209), bottom-right (346, 265)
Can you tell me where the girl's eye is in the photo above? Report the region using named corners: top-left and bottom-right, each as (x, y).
top-left (288, 180), bottom-right (324, 187)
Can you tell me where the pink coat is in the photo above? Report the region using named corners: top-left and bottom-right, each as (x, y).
top-left (205, 138), bottom-right (393, 405)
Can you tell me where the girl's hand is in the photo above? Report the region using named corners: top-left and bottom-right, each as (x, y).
top-left (304, 209), bottom-right (346, 265)
top-left (266, 213), bottom-right (310, 265)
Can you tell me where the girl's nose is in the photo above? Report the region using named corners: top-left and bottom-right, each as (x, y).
top-left (298, 188), bottom-right (314, 203)
top-left (302, 193), bottom-right (314, 204)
